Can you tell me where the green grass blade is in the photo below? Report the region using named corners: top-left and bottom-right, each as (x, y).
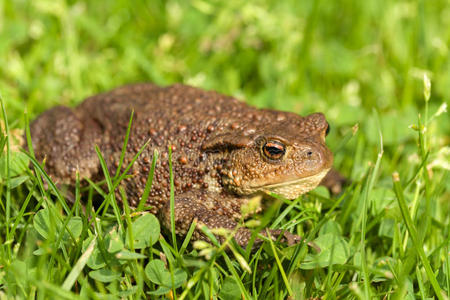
top-left (23, 152), bottom-right (71, 214)
top-left (111, 138), bottom-right (151, 192)
top-left (113, 110), bottom-right (134, 181)
top-left (222, 253), bottom-right (253, 300)
top-left (10, 183), bottom-right (36, 239)
top-left (120, 186), bottom-right (134, 250)
top-left (0, 93), bottom-right (12, 259)
top-left (392, 172), bottom-right (444, 300)
top-left (94, 145), bottom-right (123, 229)
top-left (168, 146), bottom-right (178, 253)
top-left (179, 218), bottom-right (197, 256)
top-left (137, 149), bottom-right (158, 212)
top-left (62, 237), bottom-right (97, 291)
top-left (360, 110), bottom-right (383, 299)
top-left (267, 229), bottom-right (293, 297)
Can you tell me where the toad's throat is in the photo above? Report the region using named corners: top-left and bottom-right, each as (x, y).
top-left (258, 168), bottom-right (331, 199)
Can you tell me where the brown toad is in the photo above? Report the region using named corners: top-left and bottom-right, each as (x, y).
top-left (30, 84), bottom-right (335, 247)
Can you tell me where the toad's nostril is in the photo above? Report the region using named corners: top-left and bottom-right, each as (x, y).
top-left (307, 151), bottom-right (313, 157)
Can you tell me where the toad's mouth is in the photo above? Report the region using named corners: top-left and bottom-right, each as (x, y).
top-left (258, 168), bottom-right (331, 199)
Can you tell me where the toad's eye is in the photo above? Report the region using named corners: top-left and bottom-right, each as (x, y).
top-left (326, 122), bottom-right (330, 136)
top-left (262, 140), bottom-right (286, 160)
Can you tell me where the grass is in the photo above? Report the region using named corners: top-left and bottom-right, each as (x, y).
top-left (1, 0), bottom-right (449, 298)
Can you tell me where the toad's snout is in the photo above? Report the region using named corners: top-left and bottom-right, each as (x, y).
top-left (292, 142), bottom-right (333, 178)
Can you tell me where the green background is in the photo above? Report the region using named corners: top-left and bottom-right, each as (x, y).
top-left (0, 0), bottom-right (448, 298)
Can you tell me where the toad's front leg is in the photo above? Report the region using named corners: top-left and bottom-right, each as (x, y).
top-left (159, 191), bottom-right (303, 248)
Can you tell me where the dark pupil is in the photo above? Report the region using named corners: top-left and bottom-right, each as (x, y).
top-left (264, 141), bottom-right (285, 159)
top-left (267, 146), bottom-right (283, 155)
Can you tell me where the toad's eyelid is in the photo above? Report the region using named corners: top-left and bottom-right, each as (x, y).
top-left (265, 141), bottom-right (284, 149)
top-left (261, 136), bottom-right (291, 146)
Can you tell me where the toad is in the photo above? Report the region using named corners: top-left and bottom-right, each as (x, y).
top-left (29, 84), bottom-right (337, 247)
